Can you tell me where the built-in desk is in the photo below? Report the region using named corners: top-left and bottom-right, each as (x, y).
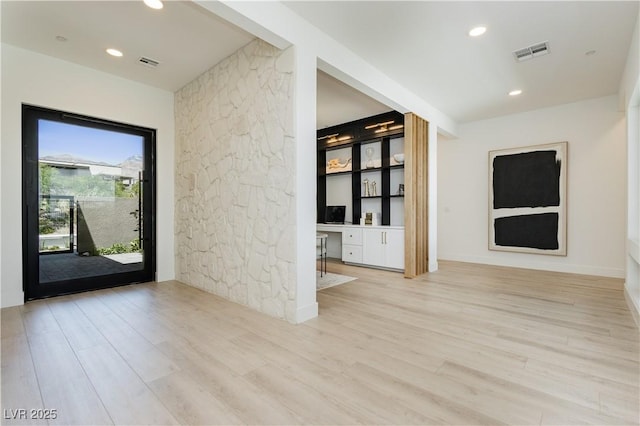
top-left (316, 224), bottom-right (404, 271)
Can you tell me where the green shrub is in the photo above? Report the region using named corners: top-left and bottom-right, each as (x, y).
top-left (97, 239), bottom-right (141, 255)
top-left (129, 238), bottom-right (140, 252)
top-left (39, 223), bottom-right (56, 234)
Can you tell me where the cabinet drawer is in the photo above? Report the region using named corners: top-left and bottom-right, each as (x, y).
top-left (342, 244), bottom-right (363, 263)
top-left (342, 228), bottom-right (362, 245)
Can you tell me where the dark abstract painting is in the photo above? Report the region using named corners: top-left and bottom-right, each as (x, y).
top-left (489, 142), bottom-right (567, 255)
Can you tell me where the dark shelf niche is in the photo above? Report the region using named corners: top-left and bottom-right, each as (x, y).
top-left (317, 111), bottom-right (405, 226)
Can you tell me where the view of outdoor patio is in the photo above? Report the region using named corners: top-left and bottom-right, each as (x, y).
top-left (37, 119), bottom-right (145, 283)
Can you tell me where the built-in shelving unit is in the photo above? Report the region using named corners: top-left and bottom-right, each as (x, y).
top-left (317, 111), bottom-right (405, 226)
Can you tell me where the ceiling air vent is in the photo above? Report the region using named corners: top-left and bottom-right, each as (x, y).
top-left (513, 41), bottom-right (550, 62)
top-left (138, 56), bottom-right (160, 68)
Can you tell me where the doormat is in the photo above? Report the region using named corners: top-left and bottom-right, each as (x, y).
top-left (316, 271), bottom-right (357, 291)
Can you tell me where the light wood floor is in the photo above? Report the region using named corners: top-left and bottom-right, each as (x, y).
top-left (2, 260), bottom-right (638, 425)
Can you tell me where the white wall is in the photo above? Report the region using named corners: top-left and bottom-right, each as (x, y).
top-left (621, 10), bottom-right (640, 321)
top-left (438, 95), bottom-right (626, 278)
top-left (1, 44), bottom-right (175, 308)
top-left (627, 103), bottom-right (640, 321)
top-left (292, 45), bottom-right (320, 323)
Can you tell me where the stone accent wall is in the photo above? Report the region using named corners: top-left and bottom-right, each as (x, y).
top-left (175, 40), bottom-right (297, 322)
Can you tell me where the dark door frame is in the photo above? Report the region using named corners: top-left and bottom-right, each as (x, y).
top-left (22, 104), bottom-right (156, 301)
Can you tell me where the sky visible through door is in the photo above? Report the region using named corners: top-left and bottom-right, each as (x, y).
top-left (39, 119), bottom-right (142, 165)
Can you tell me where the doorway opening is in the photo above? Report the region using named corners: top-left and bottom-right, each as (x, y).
top-left (22, 105), bottom-right (156, 301)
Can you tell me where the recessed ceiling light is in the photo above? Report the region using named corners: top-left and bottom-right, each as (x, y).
top-left (509, 89), bottom-right (523, 96)
top-left (143, 0), bottom-right (163, 10)
top-left (106, 48), bottom-right (123, 57)
top-left (469, 26), bottom-right (487, 37)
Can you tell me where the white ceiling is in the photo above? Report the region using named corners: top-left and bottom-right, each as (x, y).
top-left (1, 1), bottom-right (638, 127)
top-left (316, 70), bottom-right (390, 129)
top-left (0, 1), bottom-right (254, 92)
top-left (286, 1), bottom-right (639, 123)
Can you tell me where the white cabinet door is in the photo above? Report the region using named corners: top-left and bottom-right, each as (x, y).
top-left (384, 229), bottom-right (404, 270)
top-left (362, 228), bottom-right (404, 269)
top-left (362, 229), bottom-right (384, 266)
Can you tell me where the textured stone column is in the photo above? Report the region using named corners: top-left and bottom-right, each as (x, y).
top-left (175, 40), bottom-right (298, 322)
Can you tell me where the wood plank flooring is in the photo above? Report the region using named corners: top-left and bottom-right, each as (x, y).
top-left (2, 260), bottom-right (638, 425)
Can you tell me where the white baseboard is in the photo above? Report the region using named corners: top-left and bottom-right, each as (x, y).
top-left (429, 259), bottom-right (439, 272)
top-left (1, 293), bottom-right (24, 309)
top-left (295, 301), bottom-right (318, 324)
top-left (624, 285), bottom-right (640, 328)
top-left (438, 253), bottom-right (625, 279)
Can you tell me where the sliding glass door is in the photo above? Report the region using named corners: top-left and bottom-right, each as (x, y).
top-left (22, 105), bottom-right (155, 300)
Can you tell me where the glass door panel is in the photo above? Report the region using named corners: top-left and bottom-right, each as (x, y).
top-left (23, 105), bottom-right (155, 300)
